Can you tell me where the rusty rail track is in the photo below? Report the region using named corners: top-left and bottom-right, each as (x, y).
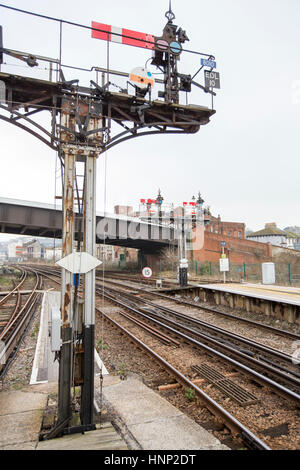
top-left (98, 275), bottom-right (300, 341)
top-left (23, 266), bottom-right (300, 392)
top-left (100, 284), bottom-right (298, 368)
top-left (0, 268), bottom-right (27, 307)
top-left (21, 265), bottom-right (298, 449)
top-left (97, 285), bottom-right (300, 403)
top-left (96, 305), bottom-right (271, 450)
top-left (0, 269), bottom-right (43, 378)
top-left (117, 309), bottom-right (180, 347)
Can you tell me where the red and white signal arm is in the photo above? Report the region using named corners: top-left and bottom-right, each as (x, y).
top-left (142, 267), bottom-right (152, 278)
top-left (91, 21), bottom-right (155, 50)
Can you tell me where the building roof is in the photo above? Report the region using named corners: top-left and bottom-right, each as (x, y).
top-left (284, 226), bottom-right (300, 235)
top-left (248, 223), bottom-right (287, 237)
top-left (285, 231), bottom-right (300, 239)
top-left (23, 239), bottom-right (38, 247)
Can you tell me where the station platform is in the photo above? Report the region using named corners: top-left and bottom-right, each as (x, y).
top-left (30, 291), bottom-right (108, 385)
top-left (95, 375), bottom-right (228, 450)
top-left (199, 282), bottom-right (300, 305)
top-left (2, 290), bottom-right (228, 450)
top-left (0, 386), bottom-right (47, 450)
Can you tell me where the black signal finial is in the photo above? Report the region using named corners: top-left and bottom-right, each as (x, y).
top-left (165, 0), bottom-right (175, 23)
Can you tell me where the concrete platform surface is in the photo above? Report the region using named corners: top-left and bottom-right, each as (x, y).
top-left (102, 377), bottom-right (228, 450)
top-left (198, 282), bottom-right (300, 305)
top-left (0, 389), bottom-right (47, 450)
top-left (31, 290), bottom-right (108, 385)
top-left (37, 422), bottom-right (128, 451)
top-left (30, 291), bottom-right (60, 385)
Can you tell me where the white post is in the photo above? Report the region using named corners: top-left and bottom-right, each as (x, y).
top-left (222, 245), bottom-right (226, 284)
top-left (81, 145), bottom-right (98, 425)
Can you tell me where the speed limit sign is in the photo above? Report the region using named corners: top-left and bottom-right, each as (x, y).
top-left (142, 267), bottom-right (152, 278)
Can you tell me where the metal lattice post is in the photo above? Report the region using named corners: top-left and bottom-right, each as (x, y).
top-left (58, 148), bottom-right (75, 424)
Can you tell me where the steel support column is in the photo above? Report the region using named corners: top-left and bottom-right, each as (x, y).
top-left (81, 151), bottom-right (97, 426)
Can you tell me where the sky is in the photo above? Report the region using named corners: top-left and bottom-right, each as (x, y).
top-left (0, 0), bottom-right (299, 241)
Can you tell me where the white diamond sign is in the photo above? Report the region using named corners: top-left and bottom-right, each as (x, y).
top-left (56, 252), bottom-right (102, 274)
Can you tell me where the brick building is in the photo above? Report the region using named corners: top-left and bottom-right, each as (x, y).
top-left (23, 239), bottom-right (42, 259)
top-left (114, 246), bottom-right (138, 264)
top-left (191, 229), bottom-right (272, 264)
top-left (96, 244), bottom-right (115, 263)
top-left (204, 213), bottom-right (245, 239)
top-left (7, 240), bottom-right (23, 260)
top-left (114, 205), bottom-right (134, 217)
top-left (108, 196), bottom-right (263, 267)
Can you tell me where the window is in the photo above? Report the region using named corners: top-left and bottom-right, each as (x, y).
top-left (228, 230), bottom-right (232, 236)
top-left (238, 231), bottom-right (242, 238)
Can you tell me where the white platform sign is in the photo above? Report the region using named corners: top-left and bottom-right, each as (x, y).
top-left (219, 258), bottom-right (229, 272)
top-left (56, 252), bottom-right (102, 274)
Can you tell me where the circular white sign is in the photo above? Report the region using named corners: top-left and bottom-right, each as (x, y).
top-left (129, 67), bottom-right (154, 90)
top-left (142, 267), bottom-right (152, 278)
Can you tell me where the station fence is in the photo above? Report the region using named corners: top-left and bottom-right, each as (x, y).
top-left (187, 261), bottom-right (300, 286)
top-left (98, 259), bottom-right (300, 286)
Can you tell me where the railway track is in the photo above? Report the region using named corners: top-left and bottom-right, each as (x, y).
top-left (21, 265), bottom-right (300, 390)
top-left (95, 294), bottom-right (299, 450)
top-left (0, 267), bottom-right (43, 379)
top-left (20, 264), bottom-right (300, 449)
top-left (0, 267), bottom-right (26, 330)
top-left (97, 271), bottom-right (179, 288)
top-left (98, 275), bottom-right (300, 341)
top-left (96, 306), bottom-right (271, 450)
top-left (96, 283), bottom-right (300, 398)
top-left (24, 264), bottom-right (300, 340)
top-left (97, 270), bottom-right (222, 288)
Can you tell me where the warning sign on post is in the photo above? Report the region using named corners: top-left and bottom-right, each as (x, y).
top-left (204, 70), bottom-right (220, 89)
top-left (142, 267), bottom-right (152, 278)
top-left (219, 258), bottom-right (229, 272)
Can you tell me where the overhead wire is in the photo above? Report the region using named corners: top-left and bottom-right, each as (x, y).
top-left (0, 3), bottom-right (215, 58)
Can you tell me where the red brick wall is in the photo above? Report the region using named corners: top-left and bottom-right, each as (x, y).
top-left (114, 246), bottom-right (138, 262)
top-left (142, 253), bottom-right (161, 272)
top-left (114, 205), bottom-right (133, 216)
top-left (205, 219), bottom-right (245, 239)
top-left (192, 231), bottom-right (272, 264)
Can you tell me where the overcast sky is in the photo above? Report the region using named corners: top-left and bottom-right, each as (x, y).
top-left (0, 0), bottom-right (299, 242)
